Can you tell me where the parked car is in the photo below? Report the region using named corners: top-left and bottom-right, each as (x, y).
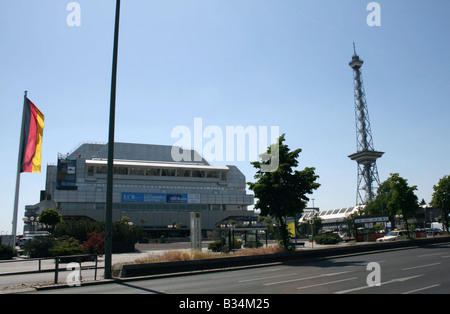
top-left (19, 233), bottom-right (50, 249)
top-left (333, 231), bottom-right (350, 242)
top-left (376, 230), bottom-right (408, 242)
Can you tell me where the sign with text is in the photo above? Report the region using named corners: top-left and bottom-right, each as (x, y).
top-left (121, 193), bottom-right (200, 204)
top-left (190, 212), bottom-right (202, 250)
top-left (355, 216), bottom-right (389, 224)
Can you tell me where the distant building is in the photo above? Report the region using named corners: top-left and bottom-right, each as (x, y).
top-left (299, 205), bottom-right (443, 233)
top-left (24, 142), bottom-right (254, 238)
top-left (299, 206), bottom-right (363, 232)
top-left (403, 205), bottom-right (441, 229)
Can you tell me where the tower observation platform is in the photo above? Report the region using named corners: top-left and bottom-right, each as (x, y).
top-left (348, 44), bottom-right (384, 205)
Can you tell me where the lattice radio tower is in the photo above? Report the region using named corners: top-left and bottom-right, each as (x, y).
top-left (348, 44), bottom-right (384, 205)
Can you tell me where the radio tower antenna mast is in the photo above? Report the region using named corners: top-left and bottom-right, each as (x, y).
top-left (348, 43), bottom-right (384, 205)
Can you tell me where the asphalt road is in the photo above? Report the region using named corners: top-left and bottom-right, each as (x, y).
top-left (27, 243), bottom-right (450, 295)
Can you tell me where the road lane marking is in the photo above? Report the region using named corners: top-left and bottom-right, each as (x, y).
top-left (402, 284), bottom-right (441, 294)
top-left (297, 277), bottom-right (358, 290)
top-left (417, 252), bottom-right (447, 258)
top-left (334, 275), bottom-right (424, 294)
top-left (402, 262), bottom-right (441, 271)
top-left (238, 273), bottom-right (299, 283)
top-left (263, 271), bottom-right (352, 286)
top-left (212, 267), bottom-right (281, 279)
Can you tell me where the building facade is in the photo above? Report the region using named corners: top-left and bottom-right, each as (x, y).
top-left (24, 142), bottom-right (255, 237)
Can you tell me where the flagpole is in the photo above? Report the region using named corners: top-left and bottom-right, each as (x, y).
top-left (11, 91), bottom-right (28, 248)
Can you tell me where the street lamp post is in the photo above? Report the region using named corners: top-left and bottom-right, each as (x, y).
top-left (105, 0), bottom-right (121, 280)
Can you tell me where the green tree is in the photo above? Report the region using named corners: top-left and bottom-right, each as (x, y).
top-left (248, 134), bottom-right (320, 250)
top-left (365, 179), bottom-right (391, 216)
top-left (386, 174), bottom-right (418, 234)
top-left (430, 175), bottom-right (450, 234)
top-left (113, 216), bottom-right (143, 244)
top-left (39, 208), bottom-right (63, 233)
top-left (367, 173), bottom-right (418, 233)
top-left (55, 218), bottom-right (104, 242)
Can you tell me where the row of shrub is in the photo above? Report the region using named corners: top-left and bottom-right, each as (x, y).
top-left (22, 216), bottom-right (143, 258)
top-left (208, 239), bottom-right (264, 253)
top-left (23, 232), bottom-right (105, 258)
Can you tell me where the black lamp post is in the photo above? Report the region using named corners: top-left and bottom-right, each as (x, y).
top-left (105, 0), bottom-right (121, 280)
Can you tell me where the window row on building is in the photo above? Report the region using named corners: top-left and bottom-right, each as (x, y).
top-left (58, 202), bottom-right (221, 212)
top-left (76, 182), bottom-right (245, 192)
top-left (86, 162), bottom-right (228, 180)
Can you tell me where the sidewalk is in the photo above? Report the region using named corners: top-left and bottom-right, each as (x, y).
top-left (0, 241), bottom-right (213, 293)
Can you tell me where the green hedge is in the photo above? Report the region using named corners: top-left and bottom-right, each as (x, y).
top-left (0, 245), bottom-right (15, 260)
top-left (23, 236), bottom-right (83, 258)
top-left (314, 233), bottom-right (343, 245)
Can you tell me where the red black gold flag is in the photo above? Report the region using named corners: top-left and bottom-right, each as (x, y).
top-left (19, 98), bottom-right (45, 173)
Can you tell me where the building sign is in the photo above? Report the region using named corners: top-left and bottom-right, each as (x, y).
top-left (286, 217), bottom-right (296, 238)
top-left (56, 158), bottom-right (77, 190)
top-left (354, 216), bottom-right (389, 224)
top-left (190, 212), bottom-right (202, 250)
top-left (121, 193), bottom-right (200, 204)
top-left (188, 194), bottom-right (201, 204)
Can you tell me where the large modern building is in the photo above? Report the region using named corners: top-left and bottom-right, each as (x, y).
top-left (24, 142), bottom-right (255, 238)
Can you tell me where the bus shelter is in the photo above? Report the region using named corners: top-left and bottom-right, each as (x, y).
top-left (354, 215), bottom-right (390, 242)
top-left (214, 226), bottom-right (268, 250)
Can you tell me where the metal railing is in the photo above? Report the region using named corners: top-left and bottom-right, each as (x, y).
top-left (0, 254), bottom-right (100, 284)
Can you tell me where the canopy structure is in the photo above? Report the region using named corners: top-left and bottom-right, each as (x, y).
top-left (299, 206), bottom-right (365, 231)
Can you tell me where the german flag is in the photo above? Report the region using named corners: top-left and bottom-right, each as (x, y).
top-left (19, 98), bottom-right (45, 173)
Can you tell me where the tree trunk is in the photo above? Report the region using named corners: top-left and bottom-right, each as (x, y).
top-left (277, 215), bottom-right (291, 251)
top-left (403, 217), bottom-right (411, 238)
top-left (389, 216), bottom-right (396, 230)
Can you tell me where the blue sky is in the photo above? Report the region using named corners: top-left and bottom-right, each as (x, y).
top-left (1, 0), bottom-right (449, 234)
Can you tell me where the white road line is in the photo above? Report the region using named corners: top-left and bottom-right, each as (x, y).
top-left (211, 267), bottom-right (280, 279)
top-left (334, 275), bottom-right (424, 294)
top-left (263, 271), bottom-right (352, 286)
top-left (401, 284), bottom-right (441, 294)
top-left (238, 273), bottom-right (299, 283)
top-left (402, 262), bottom-right (441, 271)
top-left (417, 252), bottom-right (447, 258)
top-left (297, 277), bottom-right (358, 290)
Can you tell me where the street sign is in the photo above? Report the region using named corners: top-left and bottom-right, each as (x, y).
top-left (355, 216), bottom-right (389, 224)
